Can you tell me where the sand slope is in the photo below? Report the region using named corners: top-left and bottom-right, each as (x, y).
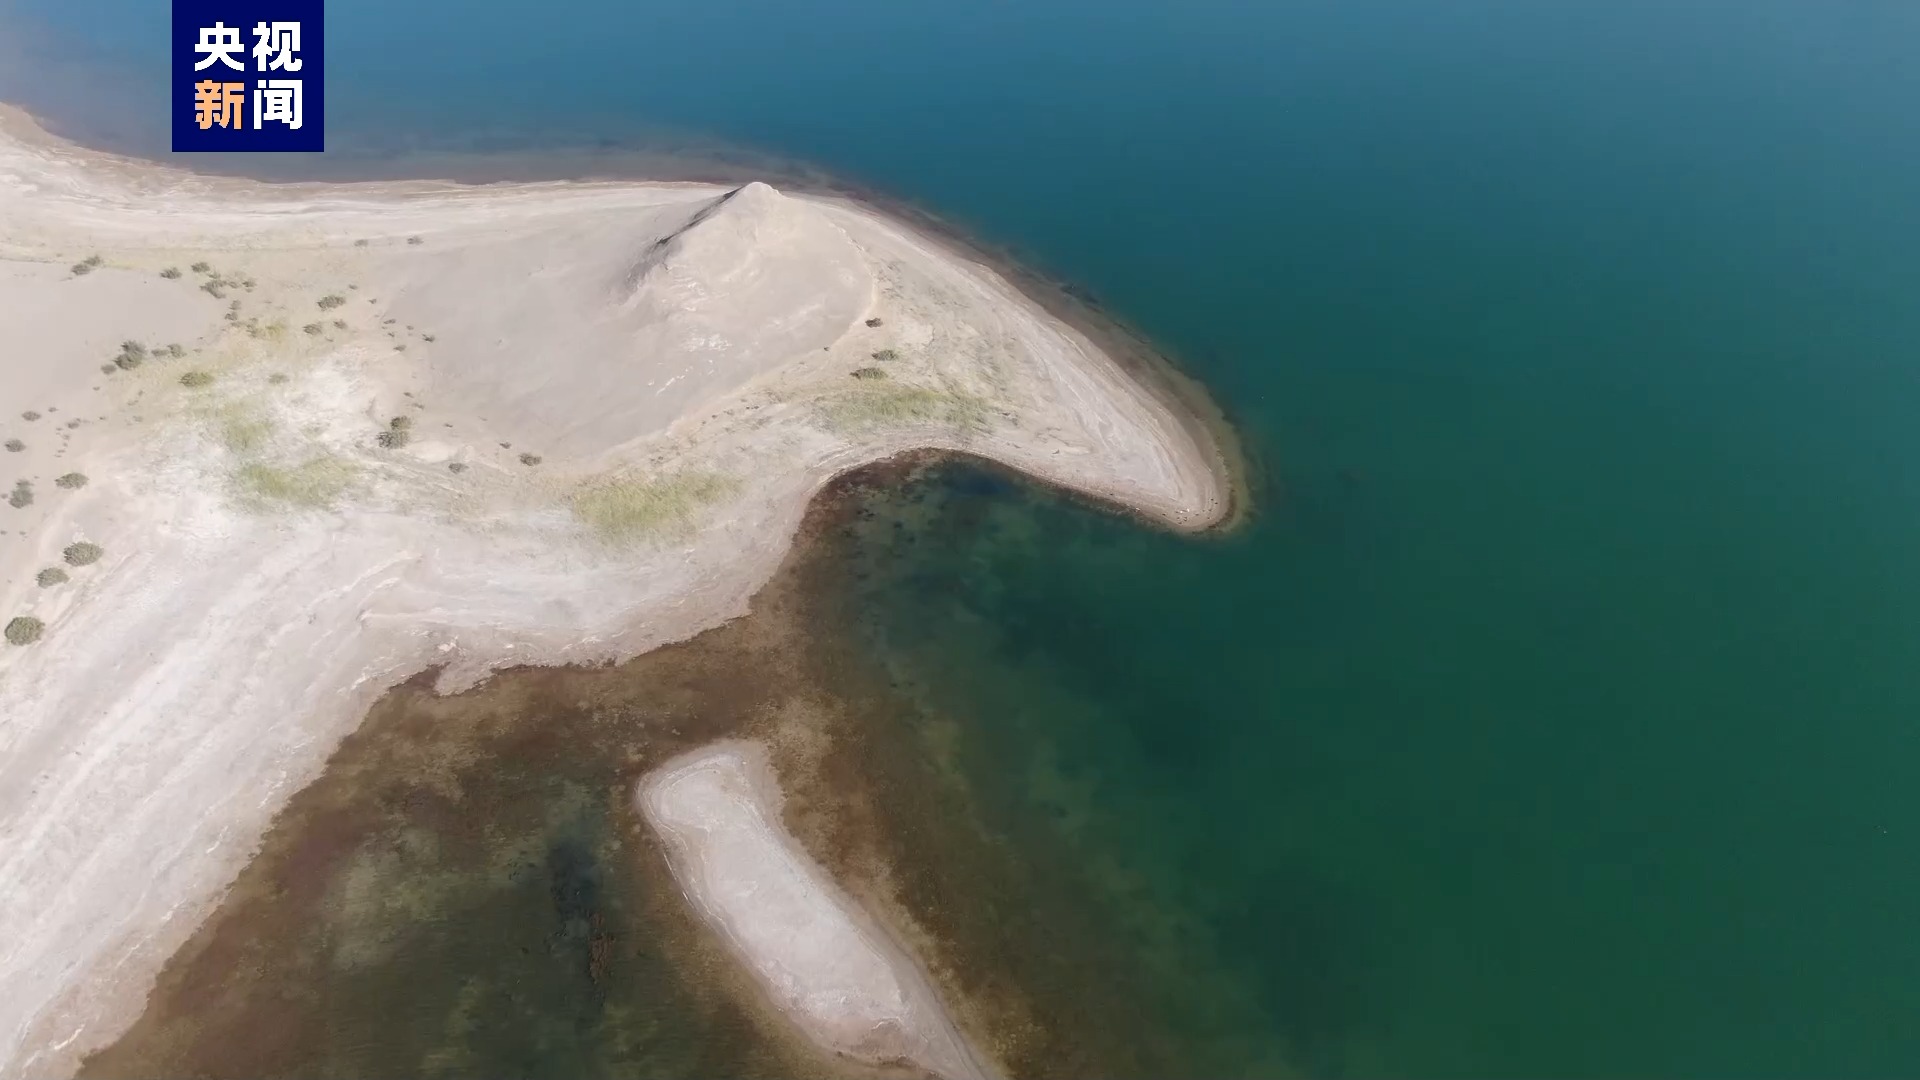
top-left (0, 105), bottom-right (1228, 1078)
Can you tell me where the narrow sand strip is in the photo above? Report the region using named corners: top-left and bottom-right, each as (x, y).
top-left (641, 743), bottom-right (998, 1080)
top-left (0, 103), bottom-right (1229, 1078)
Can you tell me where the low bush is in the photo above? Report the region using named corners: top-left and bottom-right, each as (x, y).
top-left (850, 366), bottom-right (888, 381)
top-left (36, 567), bottom-right (68, 587)
top-left (4, 616), bottom-right (43, 646)
top-left (317, 294), bottom-right (346, 311)
top-left (63, 541), bottom-right (103, 566)
top-left (54, 472), bottom-right (87, 489)
top-left (179, 370), bottom-right (214, 388)
top-left (160, 267), bottom-right (182, 279)
top-left (4, 439), bottom-right (23, 452)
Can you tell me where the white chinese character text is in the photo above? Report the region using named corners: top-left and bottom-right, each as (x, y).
top-left (251, 21), bottom-right (303, 72)
top-left (254, 80), bottom-right (304, 131)
top-left (193, 23), bottom-right (246, 72)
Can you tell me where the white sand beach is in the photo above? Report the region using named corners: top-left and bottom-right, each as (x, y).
top-left (0, 105), bottom-right (1229, 1078)
top-left (641, 742), bottom-right (999, 1080)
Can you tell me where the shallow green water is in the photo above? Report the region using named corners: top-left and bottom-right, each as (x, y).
top-left (12, 0), bottom-right (1920, 1075)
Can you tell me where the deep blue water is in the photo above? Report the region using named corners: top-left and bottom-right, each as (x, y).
top-left (9, 1), bottom-right (1920, 1075)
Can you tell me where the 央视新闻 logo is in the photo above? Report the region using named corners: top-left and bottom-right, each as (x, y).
top-left (173, 1), bottom-right (324, 152)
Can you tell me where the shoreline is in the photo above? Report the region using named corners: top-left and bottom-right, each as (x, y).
top-left (2, 100), bottom-right (1252, 533)
top-left (0, 101), bottom-right (1237, 1078)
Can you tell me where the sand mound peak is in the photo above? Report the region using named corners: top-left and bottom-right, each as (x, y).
top-left (619, 180), bottom-right (823, 304)
top-left (384, 180), bottom-right (874, 459)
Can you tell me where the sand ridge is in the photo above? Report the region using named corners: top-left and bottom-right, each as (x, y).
top-left (640, 742), bottom-right (1000, 1080)
top-left (0, 104), bottom-right (1229, 1078)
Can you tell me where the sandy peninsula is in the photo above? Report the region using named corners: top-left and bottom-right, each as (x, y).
top-left (0, 104), bottom-right (1230, 1078)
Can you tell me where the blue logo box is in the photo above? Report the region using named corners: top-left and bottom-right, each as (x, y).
top-left (172, 0), bottom-right (324, 152)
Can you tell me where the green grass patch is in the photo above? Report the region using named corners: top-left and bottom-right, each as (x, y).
top-left (817, 385), bottom-right (990, 434)
top-left (234, 457), bottom-right (356, 509)
top-left (571, 471), bottom-right (740, 544)
top-left (215, 405), bottom-right (274, 453)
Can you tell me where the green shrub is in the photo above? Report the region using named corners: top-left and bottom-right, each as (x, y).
top-left (201, 281), bottom-right (226, 298)
top-left (5, 616), bottom-right (44, 646)
top-left (7, 480), bottom-right (31, 508)
top-left (3, 439), bottom-right (22, 452)
top-left (63, 541), bottom-right (103, 566)
top-left (303, 323), bottom-right (324, 336)
top-left (407, 235), bottom-right (424, 245)
top-left (519, 452), bottom-right (542, 466)
top-left (160, 267), bottom-right (182, 279)
top-left (54, 472), bottom-right (87, 489)
top-left (190, 261), bottom-right (211, 273)
top-left (864, 317), bottom-right (883, 327)
top-left (36, 567), bottom-right (68, 587)
top-left (376, 428), bottom-right (409, 449)
top-left (850, 366), bottom-right (888, 381)
top-left (389, 416), bottom-right (413, 432)
top-left (179, 370), bottom-right (214, 388)
top-left (870, 348), bottom-right (900, 362)
top-left (447, 461), bottom-right (468, 474)
top-left (317, 294), bottom-right (346, 311)
top-left (166, 344), bottom-right (185, 358)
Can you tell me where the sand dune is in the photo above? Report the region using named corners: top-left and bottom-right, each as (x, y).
top-left (0, 104), bottom-right (1229, 1078)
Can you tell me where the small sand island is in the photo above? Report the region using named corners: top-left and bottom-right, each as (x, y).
top-left (0, 104), bottom-right (1229, 1078)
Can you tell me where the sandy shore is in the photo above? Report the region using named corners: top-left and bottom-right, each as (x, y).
top-left (641, 742), bottom-right (998, 1080)
top-left (0, 104), bottom-right (1230, 1078)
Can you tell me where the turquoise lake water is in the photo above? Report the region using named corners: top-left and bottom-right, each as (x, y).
top-left (7, 1), bottom-right (1920, 1074)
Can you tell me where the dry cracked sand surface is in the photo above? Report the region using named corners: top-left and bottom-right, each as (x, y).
top-left (0, 104), bottom-right (1229, 1078)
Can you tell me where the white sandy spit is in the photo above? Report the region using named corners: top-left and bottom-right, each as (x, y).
top-left (0, 105), bottom-right (1228, 1078)
top-left (640, 742), bottom-right (998, 1080)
